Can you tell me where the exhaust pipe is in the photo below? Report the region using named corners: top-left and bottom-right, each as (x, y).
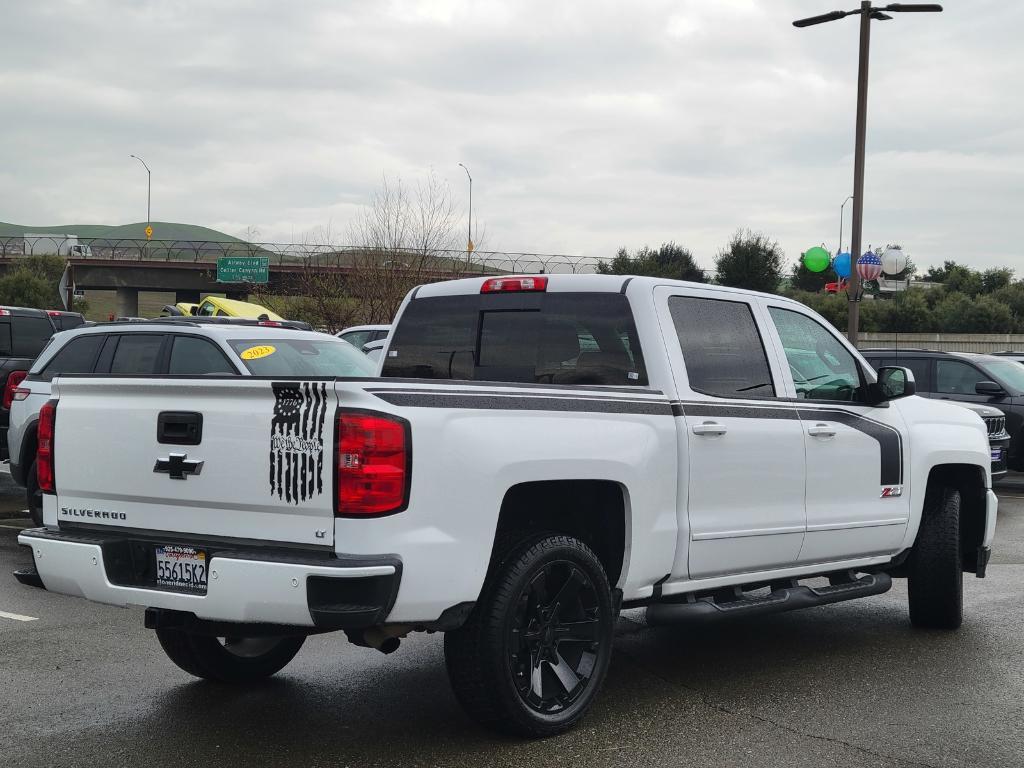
top-left (348, 624), bottom-right (411, 654)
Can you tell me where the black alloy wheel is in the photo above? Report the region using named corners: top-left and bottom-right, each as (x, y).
top-left (509, 561), bottom-right (602, 714)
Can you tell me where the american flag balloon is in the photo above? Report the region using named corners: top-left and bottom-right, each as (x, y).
top-left (857, 251), bottom-right (883, 281)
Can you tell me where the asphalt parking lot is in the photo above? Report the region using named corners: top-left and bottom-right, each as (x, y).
top-left (3, 479), bottom-right (1024, 767)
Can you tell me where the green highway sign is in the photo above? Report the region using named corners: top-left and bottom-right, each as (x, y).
top-left (217, 256), bottom-right (269, 284)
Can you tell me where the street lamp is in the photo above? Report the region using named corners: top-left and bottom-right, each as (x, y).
top-left (838, 194), bottom-right (853, 255)
top-left (129, 154), bottom-right (151, 233)
top-left (794, 3), bottom-right (942, 344)
top-left (458, 162), bottom-right (473, 259)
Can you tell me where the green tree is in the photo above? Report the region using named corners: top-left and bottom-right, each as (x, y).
top-left (934, 293), bottom-right (1014, 332)
top-left (0, 268), bottom-right (58, 309)
top-left (991, 284), bottom-right (1024, 330)
top-left (789, 259), bottom-right (830, 292)
top-left (597, 242), bottom-right (705, 282)
top-left (981, 267), bottom-right (1013, 294)
top-left (714, 229), bottom-right (784, 293)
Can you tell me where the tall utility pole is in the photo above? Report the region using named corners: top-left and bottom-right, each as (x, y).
top-left (794, 3), bottom-right (942, 344)
top-left (129, 154), bottom-right (152, 230)
top-left (458, 162), bottom-right (473, 259)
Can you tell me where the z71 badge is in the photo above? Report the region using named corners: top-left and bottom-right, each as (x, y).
top-left (880, 485), bottom-right (903, 498)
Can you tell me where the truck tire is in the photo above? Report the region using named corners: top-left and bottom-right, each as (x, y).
top-left (444, 534), bottom-right (616, 737)
top-left (907, 485), bottom-right (963, 630)
top-left (155, 629), bottom-right (305, 683)
top-left (26, 459), bottom-right (42, 528)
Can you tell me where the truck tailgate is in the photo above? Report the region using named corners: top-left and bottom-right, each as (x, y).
top-left (50, 377), bottom-right (337, 547)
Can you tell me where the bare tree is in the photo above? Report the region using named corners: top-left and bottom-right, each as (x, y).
top-left (252, 172), bottom-right (484, 332)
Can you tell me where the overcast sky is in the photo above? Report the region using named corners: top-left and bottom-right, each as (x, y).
top-left (1, 0), bottom-right (1020, 273)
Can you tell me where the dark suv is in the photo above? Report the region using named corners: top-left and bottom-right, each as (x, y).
top-left (0, 306), bottom-right (57, 459)
top-left (862, 348), bottom-right (1024, 471)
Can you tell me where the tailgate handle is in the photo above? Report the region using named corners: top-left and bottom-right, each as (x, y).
top-left (157, 412), bottom-right (203, 445)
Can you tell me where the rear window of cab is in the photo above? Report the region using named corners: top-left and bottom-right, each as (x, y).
top-left (228, 338), bottom-right (376, 377)
top-left (380, 292), bottom-right (648, 386)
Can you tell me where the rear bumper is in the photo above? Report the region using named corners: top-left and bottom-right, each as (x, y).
top-left (17, 527), bottom-right (401, 629)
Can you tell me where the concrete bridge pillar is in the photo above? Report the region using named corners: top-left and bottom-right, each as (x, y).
top-left (116, 288), bottom-right (139, 318)
top-left (175, 290), bottom-right (201, 304)
top-left (225, 290), bottom-right (248, 301)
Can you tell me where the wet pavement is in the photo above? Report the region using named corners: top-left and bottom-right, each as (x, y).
top-left (3, 478), bottom-right (1024, 767)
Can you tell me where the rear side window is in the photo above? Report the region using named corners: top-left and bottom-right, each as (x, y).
top-left (340, 330), bottom-right (373, 349)
top-left (108, 334), bottom-right (165, 374)
top-left (669, 296), bottom-right (774, 398)
top-left (227, 338), bottom-right (375, 377)
top-left (39, 335), bottom-right (104, 381)
top-left (11, 316), bottom-right (55, 357)
top-left (168, 336), bottom-right (237, 375)
top-left (381, 293), bottom-right (647, 386)
top-left (0, 324), bottom-right (11, 356)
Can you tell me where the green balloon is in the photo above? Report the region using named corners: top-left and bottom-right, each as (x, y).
top-left (803, 246), bottom-right (830, 273)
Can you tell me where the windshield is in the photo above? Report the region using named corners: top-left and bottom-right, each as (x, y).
top-left (228, 337), bottom-right (376, 377)
top-left (982, 359), bottom-right (1024, 393)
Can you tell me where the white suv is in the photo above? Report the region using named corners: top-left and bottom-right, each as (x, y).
top-left (7, 319), bottom-right (375, 524)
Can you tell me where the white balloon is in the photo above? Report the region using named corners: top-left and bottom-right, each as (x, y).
top-left (881, 246), bottom-right (907, 275)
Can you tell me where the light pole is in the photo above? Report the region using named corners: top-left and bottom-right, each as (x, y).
top-left (458, 162), bottom-right (473, 260)
top-left (794, 3), bottom-right (942, 345)
top-left (838, 194), bottom-right (853, 256)
top-left (129, 154), bottom-right (151, 231)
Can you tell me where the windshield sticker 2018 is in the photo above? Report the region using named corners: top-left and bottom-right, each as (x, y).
top-left (270, 381), bottom-right (327, 503)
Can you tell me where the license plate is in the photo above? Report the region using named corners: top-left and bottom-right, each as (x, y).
top-left (155, 545), bottom-right (208, 592)
top-left (992, 448), bottom-right (1003, 461)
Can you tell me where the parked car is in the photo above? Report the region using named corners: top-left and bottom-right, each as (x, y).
top-left (0, 306), bottom-right (57, 460)
top-left (192, 296), bottom-right (284, 321)
top-left (958, 403), bottom-right (1011, 480)
top-left (361, 337), bottom-right (386, 363)
top-left (861, 348), bottom-right (1024, 470)
top-left (7, 318), bottom-right (375, 525)
top-left (991, 351), bottom-right (1024, 365)
top-left (45, 310), bottom-right (86, 331)
top-left (337, 324), bottom-right (390, 349)
top-left (17, 275), bottom-right (996, 737)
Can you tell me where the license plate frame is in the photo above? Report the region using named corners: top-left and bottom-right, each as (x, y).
top-left (155, 545), bottom-right (208, 593)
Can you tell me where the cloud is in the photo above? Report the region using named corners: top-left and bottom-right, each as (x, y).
top-left (0, 0), bottom-right (1019, 272)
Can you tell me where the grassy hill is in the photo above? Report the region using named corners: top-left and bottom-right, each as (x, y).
top-left (0, 221), bottom-right (244, 242)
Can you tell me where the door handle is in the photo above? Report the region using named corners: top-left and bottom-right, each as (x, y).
top-left (157, 411), bottom-right (204, 445)
top-left (692, 421), bottom-right (727, 436)
top-left (807, 423), bottom-right (836, 438)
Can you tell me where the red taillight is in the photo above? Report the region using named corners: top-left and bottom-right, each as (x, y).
top-left (336, 411), bottom-right (409, 516)
top-left (3, 370), bottom-right (27, 409)
top-left (47, 310), bottom-right (61, 316)
top-left (37, 399), bottom-right (57, 494)
top-left (0, 309), bottom-right (10, 316)
top-left (480, 276), bottom-right (548, 293)
top-left (258, 320), bottom-right (283, 327)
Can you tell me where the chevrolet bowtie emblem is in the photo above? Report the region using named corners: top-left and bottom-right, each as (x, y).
top-left (154, 453), bottom-right (204, 480)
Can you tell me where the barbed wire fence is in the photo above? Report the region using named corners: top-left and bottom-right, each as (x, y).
top-left (1, 235), bottom-right (615, 276)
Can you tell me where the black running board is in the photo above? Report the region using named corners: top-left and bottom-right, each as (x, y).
top-left (645, 571), bottom-right (892, 626)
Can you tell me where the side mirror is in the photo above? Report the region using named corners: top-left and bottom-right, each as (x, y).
top-left (975, 380), bottom-right (1005, 396)
top-left (868, 366), bottom-right (915, 404)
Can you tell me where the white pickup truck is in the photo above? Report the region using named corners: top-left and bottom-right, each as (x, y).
top-left (18, 274), bottom-right (997, 737)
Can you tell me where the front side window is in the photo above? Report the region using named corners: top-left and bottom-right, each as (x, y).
top-left (381, 293), bottom-right (647, 386)
top-left (168, 336), bottom-right (237, 375)
top-left (669, 296), bottom-right (774, 398)
top-left (935, 360), bottom-right (987, 396)
top-left (340, 330), bottom-right (373, 349)
top-left (108, 334), bottom-right (165, 374)
top-left (980, 360), bottom-right (1024, 394)
top-left (197, 301), bottom-right (216, 316)
top-left (40, 334), bottom-right (105, 381)
top-left (769, 307), bottom-right (861, 401)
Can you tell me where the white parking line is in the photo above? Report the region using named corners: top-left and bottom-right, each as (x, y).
top-left (0, 523), bottom-right (30, 530)
top-left (0, 610), bottom-right (38, 622)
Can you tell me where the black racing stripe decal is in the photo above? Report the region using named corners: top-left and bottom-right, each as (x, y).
top-left (620, 277), bottom-right (634, 294)
top-left (372, 391), bottom-right (674, 415)
top-left (366, 387), bottom-right (667, 402)
top-left (675, 400), bottom-right (902, 486)
top-left (798, 408), bottom-right (903, 486)
top-left (368, 377), bottom-right (663, 395)
top-left (682, 403), bottom-right (799, 420)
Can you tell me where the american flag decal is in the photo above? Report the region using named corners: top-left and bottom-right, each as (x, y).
top-left (270, 382), bottom-right (327, 503)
